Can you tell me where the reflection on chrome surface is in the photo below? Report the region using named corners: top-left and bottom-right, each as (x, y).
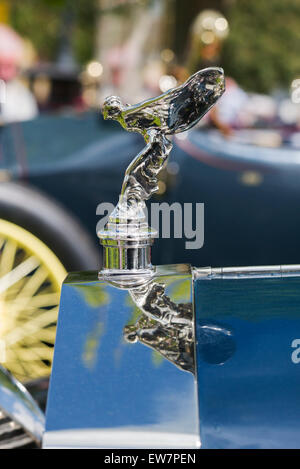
top-left (0, 365), bottom-right (44, 448)
top-left (125, 280), bottom-right (194, 373)
top-left (44, 266), bottom-right (200, 448)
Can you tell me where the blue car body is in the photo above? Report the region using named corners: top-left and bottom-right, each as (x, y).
top-left (44, 264), bottom-right (300, 449)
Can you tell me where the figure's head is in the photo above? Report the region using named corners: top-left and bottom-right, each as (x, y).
top-left (102, 96), bottom-right (123, 120)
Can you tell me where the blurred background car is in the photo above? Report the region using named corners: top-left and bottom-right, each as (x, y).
top-left (0, 0), bottom-right (299, 402)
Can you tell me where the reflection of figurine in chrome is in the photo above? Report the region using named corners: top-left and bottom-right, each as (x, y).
top-left (123, 280), bottom-right (236, 372)
top-left (124, 315), bottom-right (194, 374)
top-left (124, 282), bottom-right (194, 373)
top-left (102, 67), bottom-right (225, 206)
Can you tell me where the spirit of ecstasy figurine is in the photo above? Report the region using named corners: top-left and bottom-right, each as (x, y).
top-left (98, 67), bottom-right (225, 281)
top-left (102, 67), bottom-right (224, 207)
top-left (98, 67), bottom-right (225, 372)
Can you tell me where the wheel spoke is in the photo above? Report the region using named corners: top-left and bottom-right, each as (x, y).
top-left (0, 219), bottom-right (66, 381)
top-left (3, 306), bottom-right (59, 347)
top-left (0, 239), bottom-right (17, 277)
top-left (6, 265), bottom-right (49, 318)
top-left (0, 256), bottom-right (39, 295)
top-left (14, 265), bottom-right (48, 303)
top-left (20, 292), bottom-right (60, 309)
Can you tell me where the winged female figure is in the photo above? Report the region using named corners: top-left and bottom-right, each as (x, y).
top-left (102, 66), bottom-right (225, 212)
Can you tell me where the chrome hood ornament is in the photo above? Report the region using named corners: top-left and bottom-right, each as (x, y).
top-left (98, 67), bottom-right (225, 284)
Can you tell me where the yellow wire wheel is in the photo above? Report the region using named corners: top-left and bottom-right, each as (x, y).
top-left (0, 219), bottom-right (67, 382)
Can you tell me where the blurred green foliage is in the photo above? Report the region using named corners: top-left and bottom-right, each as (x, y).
top-left (8, 0), bottom-right (300, 92)
top-left (221, 0), bottom-right (300, 93)
top-left (10, 0), bottom-right (98, 64)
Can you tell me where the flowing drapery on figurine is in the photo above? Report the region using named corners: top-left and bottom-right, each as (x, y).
top-left (98, 67), bottom-right (225, 279)
top-left (103, 67), bottom-right (225, 208)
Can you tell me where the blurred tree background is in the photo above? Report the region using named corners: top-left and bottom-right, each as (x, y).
top-left (9, 0), bottom-right (98, 64)
top-left (173, 0), bottom-right (300, 93)
top-left (1, 0), bottom-right (300, 93)
top-left (221, 0), bottom-right (300, 93)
